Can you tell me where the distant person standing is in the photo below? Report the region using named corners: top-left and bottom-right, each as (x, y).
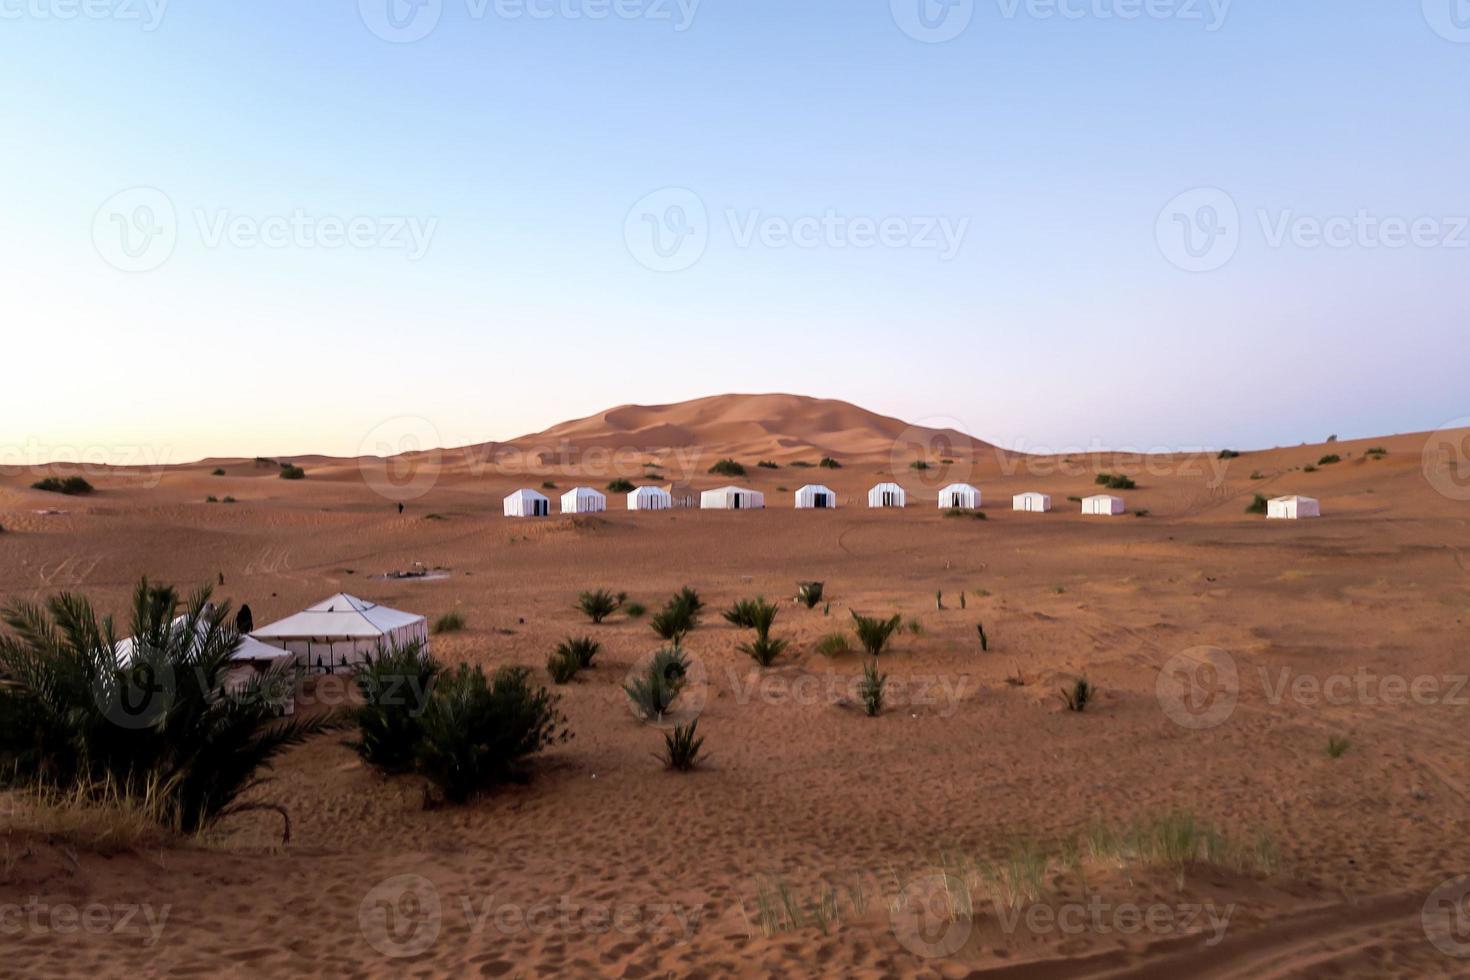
top-left (397, 502), bottom-right (404, 515)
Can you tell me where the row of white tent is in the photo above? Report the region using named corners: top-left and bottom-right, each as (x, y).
top-left (507, 484), bottom-right (1322, 519)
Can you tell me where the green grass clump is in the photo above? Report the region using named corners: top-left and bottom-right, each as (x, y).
top-left (1217, 449), bottom-right (1241, 460)
top-left (211, 468), bottom-right (226, 476)
top-left (1365, 447), bottom-right (1388, 458)
top-left (1246, 493), bottom-right (1269, 515)
top-left (622, 601), bottom-right (646, 619)
top-left (651, 588), bottom-right (702, 642)
top-left (624, 647), bottom-right (690, 722)
top-left (1326, 736), bottom-right (1350, 758)
top-left (546, 649), bottom-right (580, 684)
top-left (206, 496), bottom-right (219, 503)
top-left (1318, 454), bottom-right (1341, 466)
top-left (1060, 677), bottom-right (1092, 712)
top-left (850, 612), bottom-right (902, 657)
top-left (909, 461), bottom-right (931, 471)
top-left (660, 721), bottom-right (705, 771)
top-left (815, 632), bottom-right (851, 657)
top-left (432, 610), bottom-right (467, 634)
top-left (278, 464), bottom-right (306, 480)
top-left (556, 636), bottom-right (600, 669)
top-left (708, 458), bottom-right (746, 477)
top-left (818, 457), bottom-right (841, 469)
top-left (606, 478), bottom-right (636, 493)
top-left (859, 661), bottom-right (886, 717)
top-left (757, 460), bottom-right (779, 469)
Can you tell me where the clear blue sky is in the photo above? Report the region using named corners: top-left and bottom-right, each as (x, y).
top-left (2, 0), bottom-right (1467, 464)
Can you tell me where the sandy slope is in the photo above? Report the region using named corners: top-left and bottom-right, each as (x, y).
top-left (1, 397), bottom-right (1468, 977)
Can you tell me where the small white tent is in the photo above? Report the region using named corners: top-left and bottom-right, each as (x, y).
top-left (561, 487), bottom-right (606, 514)
top-left (1082, 494), bottom-right (1126, 516)
top-left (1013, 492), bottom-right (1052, 513)
top-left (504, 489), bottom-right (551, 518)
top-left (795, 485), bottom-right (837, 509)
top-left (868, 483), bottom-right (906, 508)
top-left (1268, 495), bottom-right (1320, 519)
top-left (938, 484), bottom-right (980, 509)
top-left (628, 486), bottom-right (673, 511)
top-left (253, 594), bottom-right (429, 670)
top-left (701, 486), bottom-right (765, 510)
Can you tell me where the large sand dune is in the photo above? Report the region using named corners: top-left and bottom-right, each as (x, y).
top-left (1, 396), bottom-right (1468, 977)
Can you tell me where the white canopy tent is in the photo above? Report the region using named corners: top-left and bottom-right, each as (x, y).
top-left (504, 488), bottom-right (551, 517)
top-left (1013, 492), bottom-right (1052, 513)
top-left (868, 483), bottom-right (907, 508)
top-left (1082, 494), bottom-right (1126, 516)
top-left (1268, 495), bottom-right (1320, 519)
top-left (253, 594), bottom-right (429, 670)
top-left (116, 613), bottom-right (292, 706)
top-left (794, 485), bottom-right (837, 509)
top-left (561, 487), bottom-right (607, 514)
top-left (938, 484), bottom-right (980, 509)
top-left (701, 486), bottom-right (765, 510)
top-left (628, 486), bottom-right (673, 511)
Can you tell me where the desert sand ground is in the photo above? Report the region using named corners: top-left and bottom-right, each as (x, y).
top-left (2, 397), bottom-right (1468, 977)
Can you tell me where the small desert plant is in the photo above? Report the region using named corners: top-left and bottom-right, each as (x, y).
top-left (910, 460), bottom-right (931, 471)
top-left (757, 460), bottom-right (779, 469)
top-left (796, 581), bottom-right (825, 609)
top-left (546, 649), bottom-right (580, 685)
top-left (818, 457), bottom-right (842, 469)
top-left (432, 610), bottom-right (467, 634)
top-left (741, 633), bottom-right (789, 667)
top-left (790, 460), bottom-right (813, 468)
top-left (1250, 471), bottom-right (1265, 480)
top-left (278, 464), bottom-right (306, 480)
top-left (1326, 735), bottom-right (1351, 758)
top-left (206, 495), bottom-right (219, 503)
top-left (1318, 454), bottom-right (1341, 465)
top-left (211, 468), bottom-right (226, 476)
top-left (1217, 449), bottom-right (1241, 460)
top-left (935, 589), bottom-right (943, 610)
top-left (816, 632), bottom-right (851, 657)
top-left (1061, 678), bottom-right (1093, 712)
top-left (709, 458), bottom-right (746, 477)
top-left (624, 648), bottom-right (690, 722)
top-left (651, 587), bottom-right (703, 641)
top-left (1365, 446), bottom-right (1388, 458)
top-left (850, 612), bottom-right (902, 657)
top-left (541, 480), bottom-right (557, 489)
top-left (959, 592), bottom-right (966, 610)
top-left (556, 636), bottom-right (600, 669)
top-left (577, 588), bottom-right (622, 624)
top-left (351, 641), bottom-right (442, 772)
top-left (1134, 509), bottom-right (1150, 518)
top-left (606, 478), bottom-right (636, 493)
top-left (31, 476), bottom-right (94, 495)
top-left (859, 661), bottom-right (886, 717)
top-left (414, 665), bottom-right (570, 804)
top-left (906, 618), bottom-right (923, 635)
top-left (660, 721), bottom-right (705, 771)
top-left (723, 598), bottom-right (761, 628)
top-left (222, 496), bottom-right (237, 504)
top-left (976, 623), bottom-right (988, 652)
top-left (1304, 464), bottom-right (1318, 473)
top-left (1246, 493), bottom-right (1269, 515)
top-left (1107, 474), bottom-right (1136, 490)
top-left (623, 601), bottom-right (646, 618)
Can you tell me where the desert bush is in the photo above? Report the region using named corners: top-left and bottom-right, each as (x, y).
top-left (278, 464), bottom-right (306, 480)
top-left (909, 461), bottom-right (931, 471)
top-left (850, 612), bottom-right (902, 657)
top-left (651, 588), bottom-right (702, 640)
top-left (350, 641), bottom-right (441, 772)
top-left (708, 458), bottom-right (746, 477)
top-left (0, 580), bottom-right (324, 838)
top-left (1365, 447), bottom-right (1388, 458)
top-left (1303, 464), bottom-right (1318, 473)
top-left (796, 581), bottom-right (825, 609)
top-left (1217, 449), bottom-right (1241, 460)
top-left (1061, 678), bottom-right (1093, 712)
top-left (660, 720), bottom-right (705, 771)
top-left (740, 633), bottom-right (789, 667)
top-left (432, 610), bottom-right (467, 634)
top-left (757, 460), bottom-right (779, 469)
top-left (1250, 471), bottom-right (1265, 480)
top-left (859, 661), bottom-right (886, 717)
top-left (206, 496), bottom-right (219, 503)
top-left (546, 650), bottom-right (580, 685)
top-left (1326, 735), bottom-right (1350, 758)
top-left (557, 636), bottom-right (600, 669)
top-left (606, 479), bottom-right (636, 493)
top-left (1107, 474), bottom-right (1136, 490)
top-left (1318, 454), bottom-right (1341, 466)
top-left (211, 468), bottom-right (226, 476)
top-left (414, 665), bottom-right (569, 804)
top-left (541, 481), bottom-right (557, 489)
top-left (815, 632), bottom-right (851, 657)
top-left (790, 460), bottom-right (813, 468)
top-left (222, 496), bottom-right (237, 504)
top-left (1246, 494), bottom-right (1269, 515)
top-left (577, 589), bottom-right (622, 624)
top-left (723, 598), bottom-right (761, 629)
top-left (1134, 509), bottom-right (1150, 518)
top-left (624, 647), bottom-right (689, 722)
top-left (818, 457), bottom-right (842, 469)
top-left (32, 476), bottom-right (94, 495)
top-left (623, 601), bottom-right (647, 619)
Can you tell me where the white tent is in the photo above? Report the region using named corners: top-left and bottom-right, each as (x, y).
top-left (1013, 492), bottom-right (1052, 513)
top-left (628, 486), bottom-right (673, 511)
top-left (503, 488), bottom-right (551, 518)
top-left (795, 484), bottom-right (837, 509)
top-left (938, 483), bottom-right (980, 509)
top-left (868, 483), bottom-right (907, 508)
top-left (561, 487), bottom-right (606, 514)
top-left (1268, 495), bottom-right (1320, 519)
top-left (116, 613), bottom-right (293, 706)
top-left (253, 594), bottom-right (429, 670)
top-left (1082, 494), bottom-right (1126, 516)
top-left (701, 486), bottom-right (765, 510)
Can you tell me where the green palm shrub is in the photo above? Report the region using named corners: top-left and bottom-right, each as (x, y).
top-left (660, 721), bottom-right (705, 771)
top-left (850, 612), bottom-right (902, 657)
top-left (860, 661), bottom-right (886, 717)
top-left (349, 640), bottom-right (441, 773)
top-left (577, 589), bottom-right (622, 624)
top-left (557, 637), bottom-right (600, 669)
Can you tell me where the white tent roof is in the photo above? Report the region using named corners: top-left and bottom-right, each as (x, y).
top-left (797, 484), bottom-right (835, 494)
top-left (1083, 494), bottom-right (1123, 503)
top-left (117, 614), bottom-right (290, 667)
top-left (254, 593), bottom-right (426, 640)
top-left (506, 488), bottom-right (548, 502)
top-left (1271, 495), bottom-right (1317, 503)
top-left (708, 485), bottom-right (755, 495)
top-left (940, 483), bottom-right (978, 494)
top-left (871, 482), bottom-right (905, 492)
